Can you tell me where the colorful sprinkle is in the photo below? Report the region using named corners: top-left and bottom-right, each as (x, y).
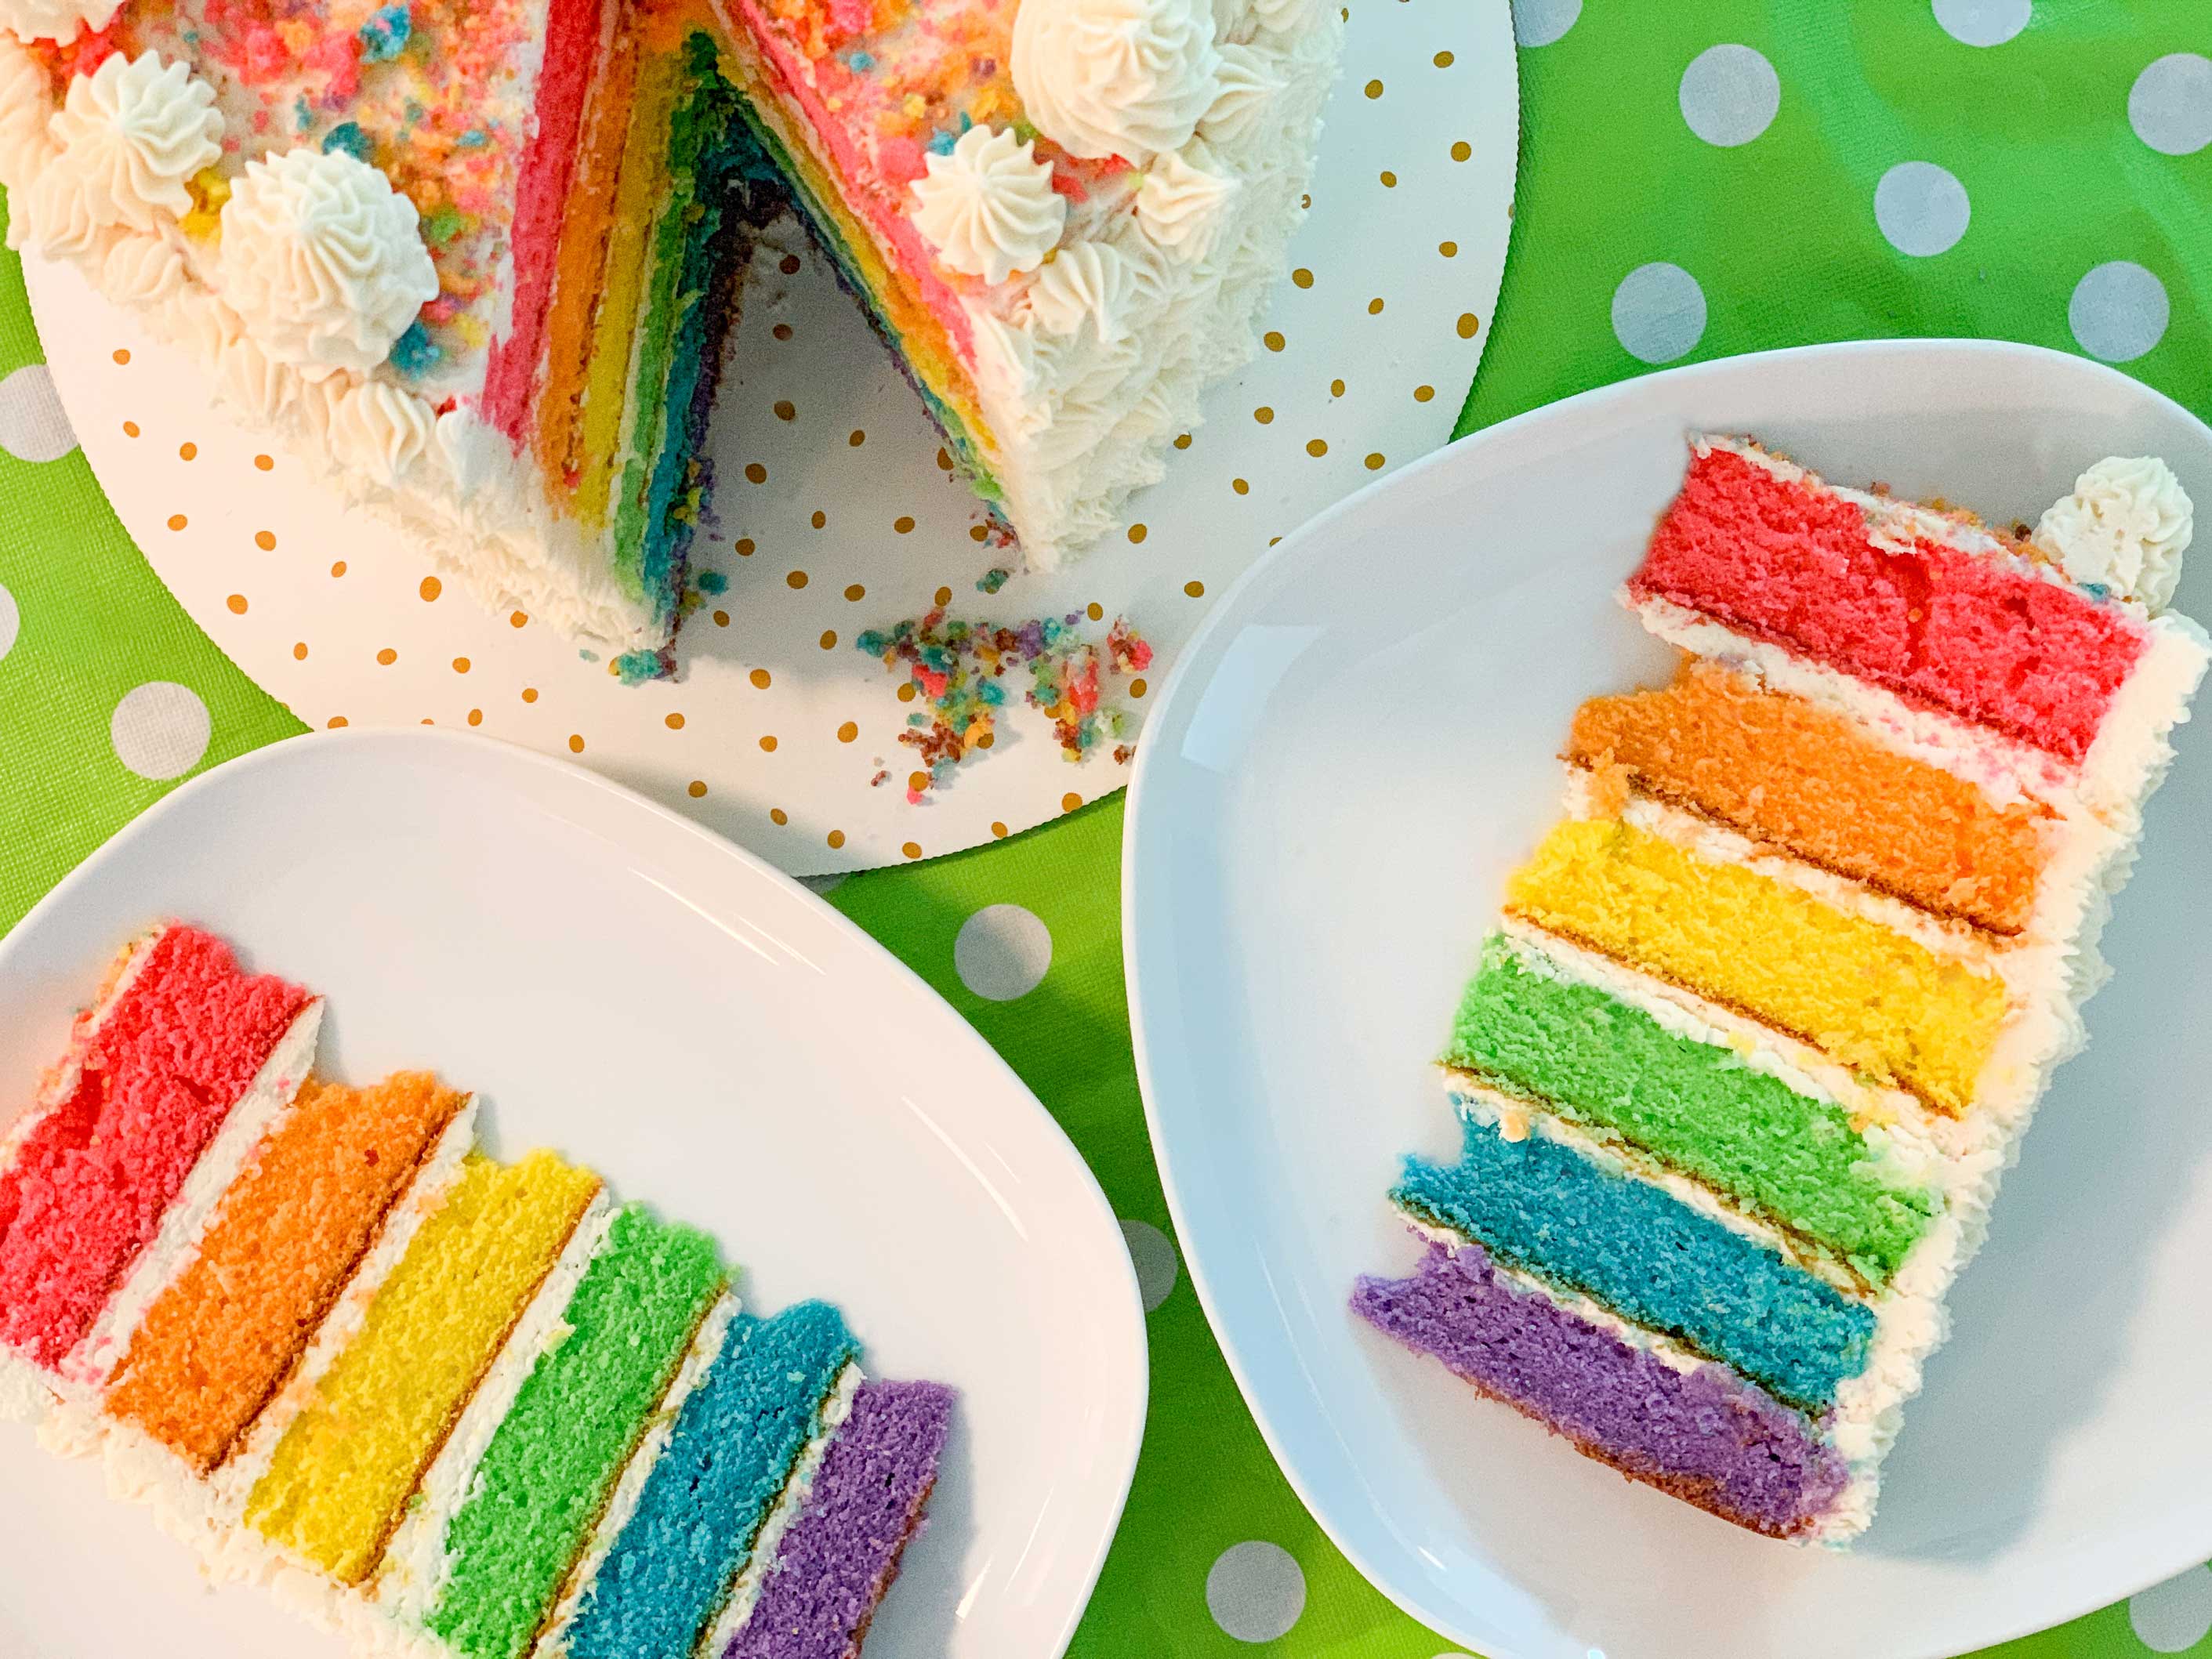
top-left (386, 320), bottom-right (441, 377)
top-left (854, 610), bottom-right (1152, 795)
top-left (357, 5), bottom-right (412, 62)
top-left (321, 120), bottom-right (373, 161)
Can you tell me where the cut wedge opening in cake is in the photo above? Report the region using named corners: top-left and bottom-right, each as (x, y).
top-left (1357, 439), bottom-right (2207, 1545)
top-left (0, 0), bottom-right (1346, 676)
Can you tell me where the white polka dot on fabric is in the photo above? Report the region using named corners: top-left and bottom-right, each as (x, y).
top-left (0, 363), bottom-right (78, 463)
top-left (0, 581), bottom-right (16, 662)
top-left (1206, 1541), bottom-right (1306, 1643)
top-left (2129, 54), bottom-right (2212, 157)
top-left (1611, 263), bottom-right (1706, 364)
top-left (1874, 161), bottom-right (1971, 256)
top-left (1119, 1219), bottom-right (1179, 1311)
top-left (952, 903), bottom-right (1052, 1001)
top-left (1678, 45), bottom-right (1779, 147)
top-left (1509, 0), bottom-right (1579, 49)
top-left (2070, 261), bottom-right (2170, 363)
top-left (2130, 1564), bottom-right (2212, 1653)
top-left (111, 681), bottom-right (211, 781)
top-left (1931, 0), bottom-right (2029, 46)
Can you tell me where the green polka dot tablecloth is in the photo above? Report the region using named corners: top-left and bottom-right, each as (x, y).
top-left (1, 3), bottom-right (2209, 1655)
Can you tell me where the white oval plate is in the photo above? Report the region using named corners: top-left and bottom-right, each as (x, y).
top-left (22, 0), bottom-right (1514, 878)
top-left (0, 726), bottom-right (1146, 1659)
top-left (1122, 340), bottom-right (2212, 1659)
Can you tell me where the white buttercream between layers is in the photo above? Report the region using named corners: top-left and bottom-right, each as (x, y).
top-left (374, 1194), bottom-right (617, 1623)
top-left (62, 1001), bottom-right (325, 1390)
top-left (700, 1360), bottom-right (867, 1658)
top-left (535, 1291), bottom-right (743, 1659)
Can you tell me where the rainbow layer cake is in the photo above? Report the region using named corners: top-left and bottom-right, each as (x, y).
top-left (2, 922), bottom-right (954, 1657)
top-left (0, 0), bottom-right (1341, 672)
top-left (1354, 440), bottom-right (2205, 1542)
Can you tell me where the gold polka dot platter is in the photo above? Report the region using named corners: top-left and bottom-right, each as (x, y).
top-left (24, 0), bottom-right (1513, 875)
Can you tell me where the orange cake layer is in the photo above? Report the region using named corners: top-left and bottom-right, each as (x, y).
top-left (106, 1074), bottom-right (470, 1473)
top-left (535, 25), bottom-right (644, 498)
top-left (1567, 663), bottom-right (2052, 934)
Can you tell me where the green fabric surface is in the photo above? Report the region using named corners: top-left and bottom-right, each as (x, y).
top-left (2, 3), bottom-right (2209, 1657)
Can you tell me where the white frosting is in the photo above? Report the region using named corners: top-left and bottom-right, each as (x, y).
top-left (1135, 138), bottom-right (1238, 261)
top-left (907, 124), bottom-right (1064, 286)
top-left (1026, 239), bottom-right (1133, 343)
top-left (2033, 455), bottom-right (2193, 614)
top-left (328, 376), bottom-right (437, 488)
top-left (968, 8), bottom-right (1340, 567)
top-left (217, 147), bottom-right (438, 379)
top-left (1012, 0), bottom-right (1222, 161)
top-left (1198, 42), bottom-right (1284, 144)
top-left (100, 228), bottom-right (188, 303)
top-left (0, 0), bottom-right (117, 43)
top-left (1243, 0), bottom-right (1318, 37)
top-left (44, 52), bottom-right (222, 235)
top-left (0, 34), bottom-right (56, 185)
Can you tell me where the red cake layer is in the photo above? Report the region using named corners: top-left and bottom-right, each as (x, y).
top-left (1630, 445), bottom-right (2149, 762)
top-left (479, 0), bottom-right (610, 443)
top-left (0, 925), bottom-right (311, 1367)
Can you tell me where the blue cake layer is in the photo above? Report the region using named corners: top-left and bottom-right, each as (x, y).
top-left (564, 1299), bottom-right (857, 1659)
top-left (1394, 1117), bottom-right (1875, 1410)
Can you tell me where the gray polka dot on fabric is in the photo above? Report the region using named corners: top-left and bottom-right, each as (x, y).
top-left (0, 363), bottom-right (78, 464)
top-left (1931, 0), bottom-right (2029, 46)
top-left (953, 903), bottom-right (1053, 1001)
top-left (2129, 53), bottom-right (2212, 157)
top-left (1510, 0), bottom-right (1579, 49)
top-left (1611, 263), bottom-right (1706, 364)
top-left (1119, 1219), bottom-right (1179, 1312)
top-left (111, 682), bottom-right (211, 781)
top-left (1874, 161), bottom-right (1971, 256)
top-left (1206, 1541), bottom-right (1306, 1643)
top-left (2130, 1565), bottom-right (2212, 1653)
top-left (2069, 261), bottom-right (2170, 362)
top-left (0, 582), bottom-right (16, 662)
top-left (1678, 45), bottom-right (1779, 147)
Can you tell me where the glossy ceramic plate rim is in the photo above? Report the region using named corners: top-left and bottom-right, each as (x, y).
top-left (1, 725), bottom-right (1146, 1659)
top-left (1121, 339), bottom-right (2212, 1657)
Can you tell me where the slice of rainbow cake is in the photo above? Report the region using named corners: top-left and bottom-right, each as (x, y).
top-left (2, 923), bottom-right (953, 1657)
top-left (1354, 439), bottom-right (2206, 1542)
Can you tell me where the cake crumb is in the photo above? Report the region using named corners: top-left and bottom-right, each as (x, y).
top-left (854, 609), bottom-right (1153, 797)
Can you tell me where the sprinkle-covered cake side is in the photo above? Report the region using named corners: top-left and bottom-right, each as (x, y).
top-left (1359, 441), bottom-right (2207, 1545)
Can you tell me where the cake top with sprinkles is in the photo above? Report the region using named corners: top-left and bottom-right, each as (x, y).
top-left (44, 0), bottom-right (546, 386)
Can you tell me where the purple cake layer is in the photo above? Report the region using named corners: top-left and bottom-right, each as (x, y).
top-left (1353, 1241), bottom-right (1847, 1538)
top-left (723, 1379), bottom-right (956, 1659)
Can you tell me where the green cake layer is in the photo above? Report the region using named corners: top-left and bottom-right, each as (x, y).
top-left (610, 36), bottom-right (775, 680)
top-left (1445, 934), bottom-right (1941, 1286)
top-left (426, 1205), bottom-right (725, 1659)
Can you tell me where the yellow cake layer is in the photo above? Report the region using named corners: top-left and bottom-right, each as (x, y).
top-left (535, 25), bottom-right (644, 505)
top-left (571, 45), bottom-right (686, 527)
top-left (243, 1151), bottom-right (601, 1584)
top-left (1504, 817), bottom-right (2008, 1114)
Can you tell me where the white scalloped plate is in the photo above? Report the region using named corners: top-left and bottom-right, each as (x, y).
top-left (1126, 340), bottom-right (2212, 1659)
top-left (24, 0), bottom-right (1514, 875)
top-left (0, 726), bottom-right (1146, 1659)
